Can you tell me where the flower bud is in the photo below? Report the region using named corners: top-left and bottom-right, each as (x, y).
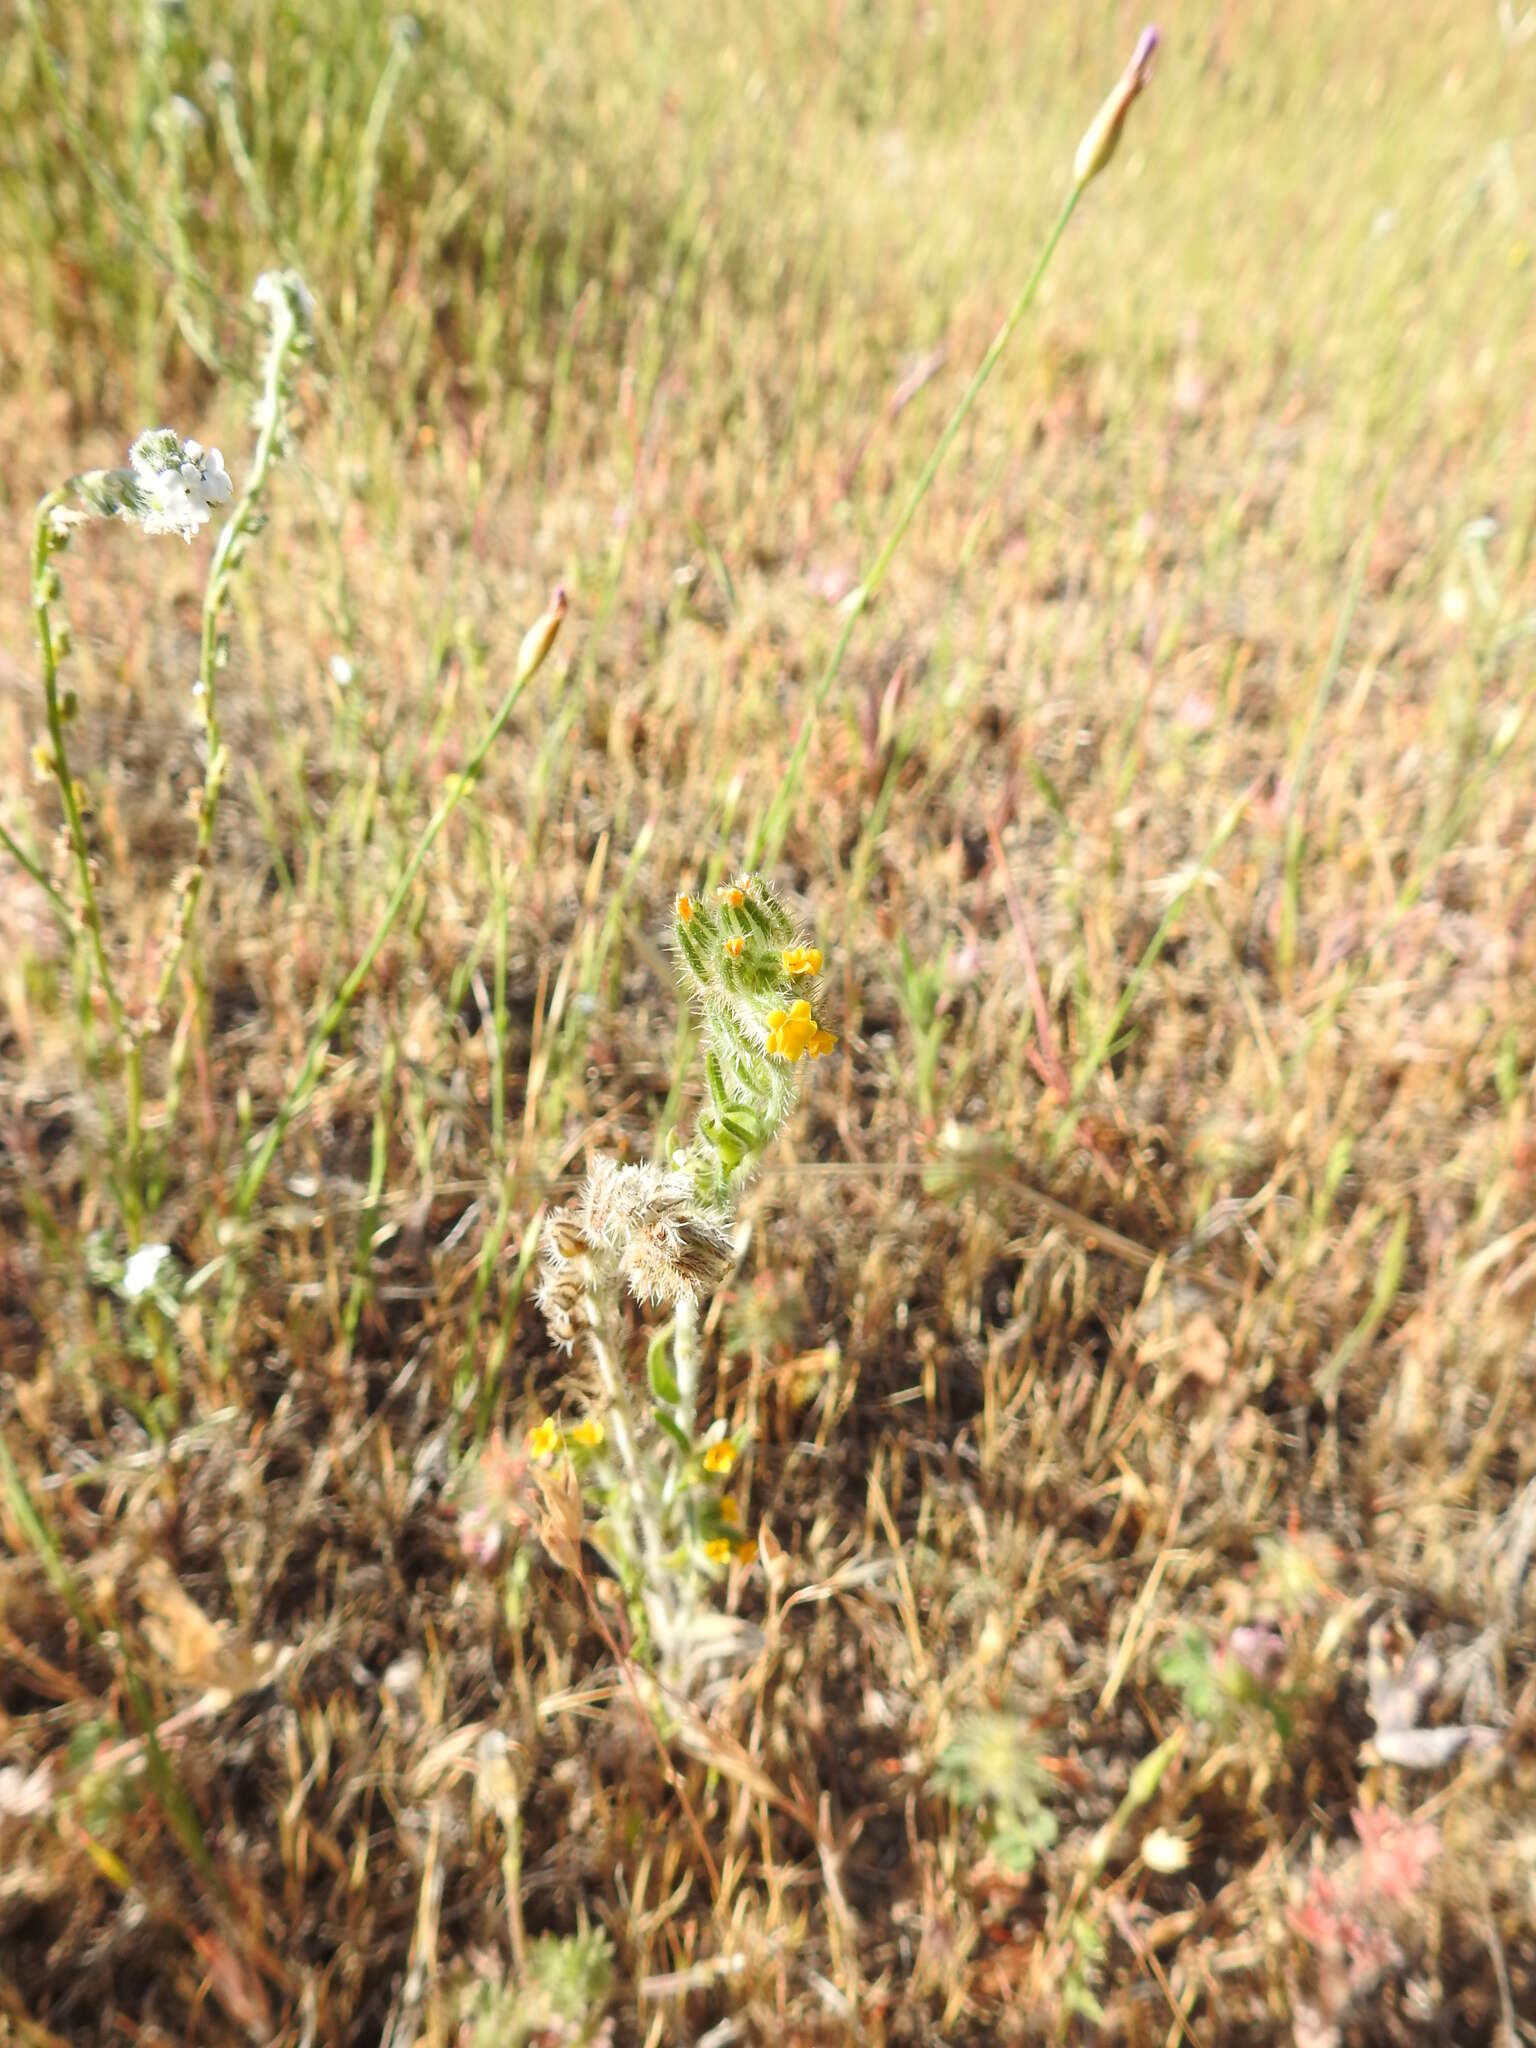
top-left (515, 586), bottom-right (568, 685)
top-left (1072, 25), bottom-right (1159, 191)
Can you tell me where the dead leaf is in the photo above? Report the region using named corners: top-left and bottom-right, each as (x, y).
top-left (1182, 1312), bottom-right (1231, 1386)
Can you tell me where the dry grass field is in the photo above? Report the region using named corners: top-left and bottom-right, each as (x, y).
top-left (2, 2), bottom-right (1535, 2042)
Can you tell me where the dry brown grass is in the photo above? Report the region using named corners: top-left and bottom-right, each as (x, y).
top-left (3, 1), bottom-right (1536, 2042)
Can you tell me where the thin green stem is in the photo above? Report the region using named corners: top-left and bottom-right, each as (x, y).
top-left (1068, 784), bottom-right (1252, 1113)
top-left (1277, 513), bottom-right (1378, 975)
top-left (17, 0), bottom-right (228, 369)
top-left (32, 493), bottom-right (143, 1227)
top-left (154, 309), bottom-right (296, 1042)
top-left (356, 30), bottom-right (416, 261)
top-left (0, 815), bottom-right (71, 929)
top-left (751, 181), bottom-right (1083, 867)
top-left (230, 591), bottom-right (567, 1224)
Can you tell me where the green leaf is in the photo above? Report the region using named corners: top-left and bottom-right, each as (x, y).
top-left (1062, 1974), bottom-right (1107, 2026)
top-left (991, 1804), bottom-right (1058, 1877)
top-left (651, 1408), bottom-right (692, 1456)
top-left (647, 1331), bottom-right (681, 1405)
top-left (1156, 1628), bottom-right (1228, 1725)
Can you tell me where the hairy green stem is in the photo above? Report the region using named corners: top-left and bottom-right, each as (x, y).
top-left (673, 1293), bottom-right (702, 1442)
top-left (155, 304), bottom-right (296, 1055)
top-left (32, 492), bottom-right (144, 1228)
top-left (586, 1290), bottom-right (682, 1666)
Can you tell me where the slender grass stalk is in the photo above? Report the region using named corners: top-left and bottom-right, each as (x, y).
top-left (356, 21), bottom-right (419, 259)
top-left (342, 1038), bottom-right (397, 1347)
top-left (152, 102), bottom-right (221, 374)
top-left (1066, 783), bottom-right (1252, 1117)
top-left (1277, 519), bottom-right (1376, 975)
top-left (228, 589), bottom-right (568, 1226)
top-left (0, 815), bottom-right (71, 928)
top-left (0, 1433), bottom-right (217, 1890)
top-left (751, 26), bottom-right (1160, 866)
top-left (17, 0), bottom-right (228, 373)
top-left (751, 183), bottom-right (1081, 867)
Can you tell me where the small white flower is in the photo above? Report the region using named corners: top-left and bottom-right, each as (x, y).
top-left (329, 654), bottom-right (355, 686)
top-left (0, 1763), bottom-right (52, 1818)
top-left (253, 268), bottom-right (316, 331)
top-left (123, 1242), bottom-right (174, 1300)
top-left (1141, 1827), bottom-right (1193, 1874)
top-left (126, 431), bottom-right (232, 542)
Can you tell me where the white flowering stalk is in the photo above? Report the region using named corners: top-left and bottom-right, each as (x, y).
top-left (517, 876), bottom-right (836, 1687)
top-left (27, 267), bottom-right (314, 1236)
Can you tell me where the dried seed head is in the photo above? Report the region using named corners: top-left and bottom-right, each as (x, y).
top-left (536, 1207), bottom-right (600, 1349)
top-left (617, 1171), bottom-right (734, 1307)
top-left (575, 1156), bottom-right (664, 1251)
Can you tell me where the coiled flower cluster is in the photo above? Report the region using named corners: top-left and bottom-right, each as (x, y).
top-left (669, 873), bottom-right (836, 1192)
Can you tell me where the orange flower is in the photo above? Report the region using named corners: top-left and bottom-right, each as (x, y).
top-left (675, 893), bottom-right (695, 924)
top-left (724, 935), bottom-right (745, 959)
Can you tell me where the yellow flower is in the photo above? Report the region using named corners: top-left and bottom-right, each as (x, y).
top-left (718, 886), bottom-right (745, 907)
top-left (766, 1000), bottom-right (837, 1062)
top-left (723, 935), bottom-right (745, 959)
top-left (703, 1441), bottom-right (737, 1475)
top-left (735, 1538), bottom-right (759, 1566)
top-left (704, 1538), bottom-right (733, 1565)
top-left (569, 1417), bottom-right (605, 1448)
top-left (781, 946), bottom-right (823, 976)
top-left (525, 1417), bottom-right (561, 1462)
top-left (718, 1493), bottom-right (741, 1527)
top-left (675, 893), bottom-right (695, 924)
